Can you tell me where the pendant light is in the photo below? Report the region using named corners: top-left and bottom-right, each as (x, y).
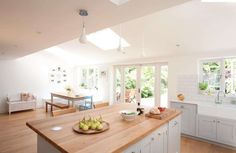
top-left (117, 24), bottom-right (125, 54)
top-left (79, 9), bottom-right (88, 44)
top-left (141, 22), bottom-right (146, 57)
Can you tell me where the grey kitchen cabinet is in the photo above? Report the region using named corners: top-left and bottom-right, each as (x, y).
top-left (198, 114), bottom-right (236, 146)
top-left (170, 102), bottom-right (197, 136)
top-left (168, 115), bottom-right (181, 153)
top-left (198, 115), bottom-right (217, 141)
top-left (123, 116), bottom-right (181, 153)
top-left (217, 118), bottom-right (236, 146)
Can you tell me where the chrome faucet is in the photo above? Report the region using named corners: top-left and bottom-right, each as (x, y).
top-left (215, 91), bottom-right (225, 104)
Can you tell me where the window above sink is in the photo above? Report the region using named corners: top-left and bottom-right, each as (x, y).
top-left (199, 57), bottom-right (236, 97)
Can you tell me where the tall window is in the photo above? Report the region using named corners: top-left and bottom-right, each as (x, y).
top-left (199, 57), bottom-right (236, 96)
top-left (79, 67), bottom-right (98, 90)
top-left (160, 65), bottom-right (168, 107)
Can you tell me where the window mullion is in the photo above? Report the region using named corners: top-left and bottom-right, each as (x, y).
top-left (221, 59), bottom-right (225, 93)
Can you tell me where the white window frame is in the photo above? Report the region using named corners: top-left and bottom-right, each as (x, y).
top-left (113, 62), bottom-right (168, 106)
top-left (199, 57), bottom-right (236, 97)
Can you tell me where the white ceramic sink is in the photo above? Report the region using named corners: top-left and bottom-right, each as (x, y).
top-left (171, 99), bottom-right (236, 120)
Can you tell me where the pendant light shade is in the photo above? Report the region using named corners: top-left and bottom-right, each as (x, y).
top-left (79, 24), bottom-right (87, 44)
top-left (117, 24), bottom-right (125, 53)
top-left (78, 9), bottom-right (88, 44)
top-left (117, 37), bottom-right (123, 52)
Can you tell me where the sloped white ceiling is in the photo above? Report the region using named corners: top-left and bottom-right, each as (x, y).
top-left (0, 0), bottom-right (189, 59)
top-left (49, 0), bottom-right (236, 65)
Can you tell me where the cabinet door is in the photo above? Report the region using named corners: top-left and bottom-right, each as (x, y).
top-left (140, 136), bottom-right (152, 153)
top-left (123, 143), bottom-right (139, 153)
top-left (171, 102), bottom-right (197, 136)
top-left (123, 146), bottom-right (138, 153)
top-left (151, 125), bottom-right (168, 153)
top-left (217, 119), bottom-right (236, 146)
top-left (198, 115), bottom-right (216, 141)
top-left (168, 116), bottom-right (181, 153)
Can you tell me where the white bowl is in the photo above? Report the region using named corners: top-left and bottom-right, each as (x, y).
top-left (119, 110), bottom-right (138, 121)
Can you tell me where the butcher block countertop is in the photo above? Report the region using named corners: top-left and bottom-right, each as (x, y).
top-left (26, 103), bottom-right (181, 153)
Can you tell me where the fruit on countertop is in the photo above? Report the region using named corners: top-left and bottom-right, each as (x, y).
top-left (177, 94), bottom-right (185, 101)
top-left (149, 106), bottom-right (166, 114)
top-left (149, 107), bottom-right (160, 115)
top-left (79, 115), bottom-right (104, 131)
top-left (158, 107), bottom-right (166, 112)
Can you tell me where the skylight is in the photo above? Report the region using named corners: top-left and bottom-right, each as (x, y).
top-left (87, 28), bottom-right (130, 50)
top-left (110, 0), bottom-right (130, 6)
top-left (202, 0), bottom-right (236, 2)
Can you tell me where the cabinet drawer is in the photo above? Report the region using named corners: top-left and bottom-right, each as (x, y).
top-left (171, 102), bottom-right (197, 114)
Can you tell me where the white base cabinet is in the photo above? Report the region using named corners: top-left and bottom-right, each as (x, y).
top-left (123, 116), bottom-right (181, 153)
top-left (171, 102), bottom-right (197, 136)
top-left (198, 114), bottom-right (236, 146)
top-left (168, 116), bottom-right (181, 153)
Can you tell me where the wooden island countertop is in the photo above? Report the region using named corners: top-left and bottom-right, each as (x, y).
top-left (26, 103), bottom-right (181, 153)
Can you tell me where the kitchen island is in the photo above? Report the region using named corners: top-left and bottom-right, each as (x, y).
top-left (26, 103), bottom-right (181, 153)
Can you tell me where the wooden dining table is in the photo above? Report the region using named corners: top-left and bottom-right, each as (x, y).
top-left (50, 92), bottom-right (93, 108)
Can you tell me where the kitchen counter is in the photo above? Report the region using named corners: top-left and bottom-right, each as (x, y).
top-left (27, 103), bottom-right (181, 153)
top-left (170, 99), bottom-right (236, 120)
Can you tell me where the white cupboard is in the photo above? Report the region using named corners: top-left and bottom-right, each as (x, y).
top-left (198, 114), bottom-right (236, 146)
top-left (123, 116), bottom-right (180, 153)
top-left (198, 115), bottom-right (217, 141)
top-left (170, 102), bottom-right (197, 136)
top-left (168, 116), bottom-right (181, 153)
top-left (217, 119), bottom-right (236, 145)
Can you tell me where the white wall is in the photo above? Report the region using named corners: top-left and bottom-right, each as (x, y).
top-left (0, 52), bottom-right (73, 113)
top-left (111, 51), bottom-right (236, 105)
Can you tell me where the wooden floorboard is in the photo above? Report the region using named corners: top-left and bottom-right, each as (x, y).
top-left (0, 109), bottom-right (236, 153)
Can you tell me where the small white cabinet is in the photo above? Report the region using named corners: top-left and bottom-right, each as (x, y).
top-left (171, 102), bottom-right (197, 136)
top-left (198, 115), bottom-right (217, 141)
top-left (123, 116), bottom-right (180, 153)
top-left (217, 119), bottom-right (236, 145)
top-left (140, 124), bottom-right (168, 153)
top-left (198, 114), bottom-right (236, 146)
top-left (123, 142), bottom-right (139, 153)
top-left (168, 115), bottom-right (181, 153)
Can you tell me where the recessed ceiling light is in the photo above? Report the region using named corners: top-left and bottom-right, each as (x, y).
top-left (87, 28), bottom-right (130, 50)
top-left (110, 0), bottom-right (130, 6)
top-left (202, 0), bottom-right (236, 2)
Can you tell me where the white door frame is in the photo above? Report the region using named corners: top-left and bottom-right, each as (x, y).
top-left (113, 62), bottom-right (167, 106)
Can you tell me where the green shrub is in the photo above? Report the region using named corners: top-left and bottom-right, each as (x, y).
top-left (199, 82), bottom-right (208, 90)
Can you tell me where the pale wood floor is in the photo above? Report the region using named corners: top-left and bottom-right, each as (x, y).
top-left (0, 109), bottom-right (236, 153)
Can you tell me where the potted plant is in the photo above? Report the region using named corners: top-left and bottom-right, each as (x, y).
top-left (199, 82), bottom-right (208, 94)
top-left (65, 85), bottom-right (73, 95)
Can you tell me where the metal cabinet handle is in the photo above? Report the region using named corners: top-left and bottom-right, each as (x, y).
top-left (151, 137), bottom-right (155, 141)
top-left (180, 105), bottom-right (184, 109)
top-left (217, 121), bottom-right (220, 123)
top-left (213, 120), bottom-right (216, 122)
top-left (158, 133), bottom-right (161, 136)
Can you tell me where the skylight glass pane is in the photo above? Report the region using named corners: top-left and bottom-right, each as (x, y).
top-left (202, 0), bottom-right (236, 2)
top-left (87, 28), bottom-right (130, 50)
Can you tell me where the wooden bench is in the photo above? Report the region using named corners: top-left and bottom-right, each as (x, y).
top-left (94, 102), bottom-right (109, 109)
top-left (52, 107), bottom-right (76, 117)
top-left (45, 101), bottom-right (69, 112)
